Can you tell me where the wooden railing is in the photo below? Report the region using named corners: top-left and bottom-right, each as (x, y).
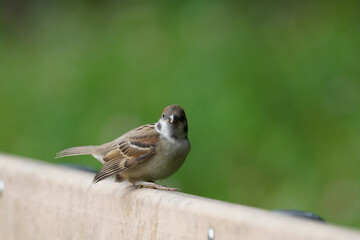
top-left (0, 153), bottom-right (359, 240)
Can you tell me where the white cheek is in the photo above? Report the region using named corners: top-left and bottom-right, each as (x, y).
top-left (156, 119), bottom-right (175, 143)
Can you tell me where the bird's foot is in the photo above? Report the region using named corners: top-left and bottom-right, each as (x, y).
top-left (132, 181), bottom-right (180, 191)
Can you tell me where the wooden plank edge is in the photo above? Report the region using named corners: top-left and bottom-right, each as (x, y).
top-left (0, 152), bottom-right (359, 240)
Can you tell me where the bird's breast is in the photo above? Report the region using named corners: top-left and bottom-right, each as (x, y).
top-left (121, 138), bottom-right (190, 181)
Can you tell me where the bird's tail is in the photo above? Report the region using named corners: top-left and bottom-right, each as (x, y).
top-left (55, 146), bottom-right (95, 159)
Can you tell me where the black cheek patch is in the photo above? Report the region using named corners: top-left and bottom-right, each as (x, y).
top-left (156, 123), bottom-right (162, 131)
top-left (184, 124), bottom-right (188, 133)
top-left (177, 115), bottom-right (185, 123)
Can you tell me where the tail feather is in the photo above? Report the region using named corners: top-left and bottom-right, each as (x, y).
top-left (55, 146), bottom-right (95, 159)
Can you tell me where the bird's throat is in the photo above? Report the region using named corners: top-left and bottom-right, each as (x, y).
top-left (155, 120), bottom-right (176, 143)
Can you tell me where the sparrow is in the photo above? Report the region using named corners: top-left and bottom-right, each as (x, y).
top-left (56, 105), bottom-right (190, 191)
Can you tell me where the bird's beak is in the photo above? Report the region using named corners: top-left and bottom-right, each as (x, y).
top-left (169, 114), bottom-right (174, 123)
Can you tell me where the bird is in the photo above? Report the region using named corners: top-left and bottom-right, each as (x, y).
top-left (56, 105), bottom-right (190, 191)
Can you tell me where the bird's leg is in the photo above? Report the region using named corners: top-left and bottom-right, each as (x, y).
top-left (130, 180), bottom-right (180, 191)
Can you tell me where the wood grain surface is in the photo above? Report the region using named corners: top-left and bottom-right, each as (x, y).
top-left (0, 153), bottom-right (359, 240)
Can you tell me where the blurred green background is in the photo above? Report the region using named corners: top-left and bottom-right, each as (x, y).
top-left (1, 0), bottom-right (360, 228)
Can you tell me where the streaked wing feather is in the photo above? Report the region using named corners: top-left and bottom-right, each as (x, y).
top-left (122, 149), bottom-right (156, 169)
top-left (103, 124), bottom-right (158, 162)
top-left (93, 124), bottom-right (159, 183)
top-left (93, 159), bottom-right (125, 183)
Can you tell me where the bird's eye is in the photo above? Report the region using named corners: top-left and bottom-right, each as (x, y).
top-left (162, 114), bottom-right (165, 118)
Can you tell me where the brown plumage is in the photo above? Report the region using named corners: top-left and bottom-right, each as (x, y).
top-left (56, 105), bottom-right (190, 191)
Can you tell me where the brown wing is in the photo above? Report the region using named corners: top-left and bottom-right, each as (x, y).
top-left (92, 124), bottom-right (159, 183)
